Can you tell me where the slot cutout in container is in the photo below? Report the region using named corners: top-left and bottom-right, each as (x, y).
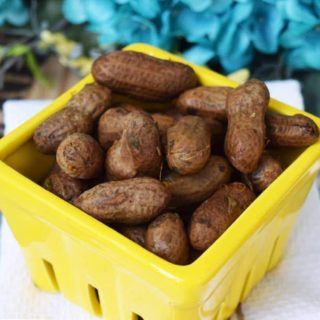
top-left (132, 313), bottom-right (144, 320)
top-left (88, 284), bottom-right (102, 316)
top-left (42, 259), bottom-right (59, 291)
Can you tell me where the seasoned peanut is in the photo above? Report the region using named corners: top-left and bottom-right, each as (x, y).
top-left (225, 79), bottom-right (269, 173)
top-left (167, 115), bottom-right (211, 175)
top-left (33, 108), bottom-right (93, 154)
top-left (189, 182), bottom-right (255, 251)
top-left (176, 86), bottom-right (231, 121)
top-left (73, 177), bottom-right (171, 224)
top-left (163, 156), bottom-right (232, 207)
top-left (57, 133), bottom-right (104, 179)
top-left (145, 213), bottom-right (189, 265)
top-left (246, 152), bottom-right (283, 192)
top-left (92, 51), bottom-right (198, 102)
top-left (67, 83), bottom-right (112, 121)
top-left (106, 111), bottom-right (162, 180)
top-left (266, 113), bottom-right (319, 147)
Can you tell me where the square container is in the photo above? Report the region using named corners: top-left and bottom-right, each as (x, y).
top-left (0, 43), bottom-right (320, 320)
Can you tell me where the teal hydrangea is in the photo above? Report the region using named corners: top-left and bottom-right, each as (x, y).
top-left (0, 0), bottom-right (29, 26)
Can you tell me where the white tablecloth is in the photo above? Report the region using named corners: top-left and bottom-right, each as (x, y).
top-left (1, 80), bottom-right (320, 319)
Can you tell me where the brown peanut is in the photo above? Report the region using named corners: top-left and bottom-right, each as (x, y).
top-left (106, 111), bottom-right (162, 180)
top-left (67, 83), bottom-right (112, 121)
top-left (145, 213), bottom-right (189, 265)
top-left (33, 108), bottom-right (93, 154)
top-left (92, 51), bottom-right (198, 102)
top-left (163, 156), bottom-right (232, 207)
top-left (176, 86), bottom-right (232, 121)
top-left (246, 152), bottom-right (283, 192)
top-left (43, 165), bottom-right (86, 202)
top-left (225, 79), bottom-right (269, 173)
top-left (189, 182), bottom-right (255, 251)
top-left (266, 113), bottom-right (319, 147)
top-left (73, 177), bottom-right (171, 224)
top-left (57, 133), bottom-right (104, 179)
top-left (119, 225), bottom-right (147, 247)
top-left (167, 115), bottom-right (211, 175)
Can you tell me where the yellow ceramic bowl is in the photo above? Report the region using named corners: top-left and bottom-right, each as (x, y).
top-left (0, 44), bottom-right (320, 320)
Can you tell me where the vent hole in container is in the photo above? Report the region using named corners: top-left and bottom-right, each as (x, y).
top-left (132, 313), bottom-right (144, 320)
top-left (42, 259), bottom-right (59, 290)
top-left (88, 284), bottom-right (102, 316)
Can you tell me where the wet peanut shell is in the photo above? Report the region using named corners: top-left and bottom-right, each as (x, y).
top-left (43, 166), bottom-right (86, 202)
top-left (66, 83), bottom-right (112, 121)
top-left (163, 156), bottom-right (232, 207)
top-left (119, 225), bottom-right (147, 247)
top-left (145, 212), bottom-right (189, 265)
top-left (167, 115), bottom-right (211, 175)
top-left (106, 111), bottom-right (162, 180)
top-left (57, 133), bottom-right (104, 179)
top-left (189, 182), bottom-right (256, 251)
top-left (98, 107), bottom-right (129, 149)
top-left (246, 152), bottom-right (283, 192)
top-left (224, 79), bottom-right (269, 173)
top-left (92, 51), bottom-right (199, 102)
top-left (176, 86), bottom-right (232, 121)
top-left (33, 107), bottom-right (93, 154)
top-left (73, 177), bottom-right (171, 224)
top-left (151, 113), bottom-right (177, 152)
top-left (266, 113), bottom-right (319, 147)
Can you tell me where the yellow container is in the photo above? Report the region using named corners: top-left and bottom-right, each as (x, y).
top-left (0, 44), bottom-right (320, 320)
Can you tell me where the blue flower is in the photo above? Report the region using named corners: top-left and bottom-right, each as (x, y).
top-left (280, 0), bottom-right (320, 69)
top-left (172, 5), bottom-right (221, 44)
top-left (248, 1), bottom-right (285, 54)
top-left (0, 0), bottom-right (29, 26)
top-left (216, 1), bottom-right (254, 72)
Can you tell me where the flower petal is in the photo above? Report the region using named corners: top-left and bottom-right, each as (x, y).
top-left (178, 0), bottom-right (213, 12)
top-left (172, 6), bottom-right (221, 42)
top-left (182, 45), bottom-right (216, 65)
top-left (280, 21), bottom-right (313, 48)
top-left (285, 0), bottom-right (319, 24)
top-left (85, 0), bottom-right (115, 23)
top-left (5, 0), bottom-right (29, 26)
top-left (250, 1), bottom-right (285, 54)
top-left (129, 0), bottom-right (161, 19)
top-left (62, 0), bottom-right (87, 24)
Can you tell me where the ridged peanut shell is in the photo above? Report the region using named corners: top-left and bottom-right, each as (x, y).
top-left (224, 79), bottom-right (269, 173)
top-left (189, 182), bottom-right (256, 251)
top-left (73, 177), bottom-right (171, 224)
top-left (167, 115), bottom-right (211, 175)
top-left (33, 108), bottom-right (93, 154)
top-left (92, 51), bottom-right (198, 102)
top-left (145, 213), bottom-right (189, 265)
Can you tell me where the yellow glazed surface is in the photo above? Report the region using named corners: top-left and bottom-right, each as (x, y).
top-left (0, 43), bottom-right (320, 320)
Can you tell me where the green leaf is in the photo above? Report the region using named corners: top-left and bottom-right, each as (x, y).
top-left (25, 51), bottom-right (50, 87)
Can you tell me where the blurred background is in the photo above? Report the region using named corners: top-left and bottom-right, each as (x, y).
top-left (1, 0), bottom-right (320, 137)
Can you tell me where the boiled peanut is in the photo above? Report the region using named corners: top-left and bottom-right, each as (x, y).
top-left (167, 115), bottom-right (211, 175)
top-left (106, 111), bottom-right (162, 180)
top-left (67, 83), bottom-right (112, 121)
top-left (176, 86), bottom-right (231, 121)
top-left (92, 51), bottom-right (198, 102)
top-left (163, 156), bottom-right (232, 207)
top-left (57, 133), bottom-right (104, 179)
top-left (189, 182), bottom-right (255, 251)
top-left (73, 177), bottom-right (171, 224)
top-left (225, 79), bottom-right (269, 173)
top-left (33, 108), bottom-right (93, 154)
top-left (266, 113), bottom-right (319, 147)
top-left (145, 212), bottom-right (189, 265)
top-left (246, 152), bottom-right (283, 192)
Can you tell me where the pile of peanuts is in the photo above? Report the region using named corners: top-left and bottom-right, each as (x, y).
top-left (33, 51), bottom-right (319, 265)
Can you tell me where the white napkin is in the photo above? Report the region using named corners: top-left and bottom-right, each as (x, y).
top-left (1, 80), bottom-right (319, 319)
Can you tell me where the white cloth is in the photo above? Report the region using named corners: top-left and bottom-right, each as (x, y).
top-left (0, 80), bottom-right (319, 319)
